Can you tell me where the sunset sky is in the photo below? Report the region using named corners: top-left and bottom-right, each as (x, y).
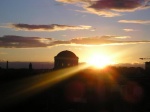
top-left (0, 0), bottom-right (150, 64)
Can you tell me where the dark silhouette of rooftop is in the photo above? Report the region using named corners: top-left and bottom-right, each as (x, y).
top-left (54, 50), bottom-right (78, 69)
top-left (56, 50), bottom-right (78, 58)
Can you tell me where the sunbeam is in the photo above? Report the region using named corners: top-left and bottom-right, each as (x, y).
top-left (0, 63), bottom-right (89, 108)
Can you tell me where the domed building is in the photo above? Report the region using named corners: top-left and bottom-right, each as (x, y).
top-left (54, 50), bottom-right (79, 69)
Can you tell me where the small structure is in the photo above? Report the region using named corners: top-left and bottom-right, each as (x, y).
top-left (29, 62), bottom-right (33, 71)
top-left (145, 62), bottom-right (150, 73)
top-left (6, 61), bottom-right (8, 69)
top-left (139, 58), bottom-right (150, 74)
top-left (54, 50), bottom-right (78, 69)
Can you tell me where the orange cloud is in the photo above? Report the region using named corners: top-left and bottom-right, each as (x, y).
top-left (119, 20), bottom-right (150, 24)
top-left (0, 35), bottom-right (150, 48)
top-left (123, 29), bottom-right (137, 32)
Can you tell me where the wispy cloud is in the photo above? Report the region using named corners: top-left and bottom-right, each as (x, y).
top-left (1, 35), bottom-right (150, 48)
top-left (84, 7), bottom-right (121, 17)
top-left (75, 8), bottom-right (120, 17)
top-left (123, 29), bottom-right (137, 32)
top-left (114, 36), bottom-right (131, 39)
top-left (119, 20), bottom-right (150, 24)
top-left (3, 23), bottom-right (92, 32)
top-left (70, 35), bottom-right (131, 45)
top-left (56, 0), bottom-right (150, 17)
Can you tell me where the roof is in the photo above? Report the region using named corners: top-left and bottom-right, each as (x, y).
top-left (56, 50), bottom-right (78, 58)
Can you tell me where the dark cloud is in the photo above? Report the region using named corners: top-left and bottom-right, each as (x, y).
top-left (56, 0), bottom-right (150, 17)
top-left (0, 35), bottom-right (52, 48)
top-left (88, 0), bottom-right (142, 11)
top-left (0, 35), bottom-right (150, 48)
top-left (8, 23), bottom-right (91, 31)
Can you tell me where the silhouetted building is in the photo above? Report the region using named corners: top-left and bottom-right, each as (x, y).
top-left (54, 50), bottom-right (78, 69)
top-left (145, 62), bottom-right (150, 73)
top-left (6, 61), bottom-right (8, 69)
top-left (29, 63), bottom-right (33, 71)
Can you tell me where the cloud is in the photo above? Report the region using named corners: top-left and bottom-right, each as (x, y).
top-left (70, 35), bottom-right (131, 44)
top-left (84, 7), bottom-right (121, 17)
top-left (119, 20), bottom-right (150, 24)
top-left (6, 23), bottom-right (92, 32)
top-left (114, 36), bottom-right (131, 39)
top-left (70, 36), bottom-right (150, 46)
top-left (88, 0), bottom-right (140, 11)
top-left (56, 0), bottom-right (150, 17)
top-left (75, 8), bottom-right (120, 17)
top-left (0, 35), bottom-right (150, 48)
top-left (56, 0), bottom-right (79, 3)
top-left (143, 0), bottom-right (150, 7)
top-left (0, 35), bottom-right (52, 48)
top-left (123, 29), bottom-right (137, 32)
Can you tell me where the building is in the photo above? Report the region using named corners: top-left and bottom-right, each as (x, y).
top-left (145, 62), bottom-right (150, 73)
top-left (6, 61), bottom-right (8, 69)
top-left (29, 63), bottom-right (33, 71)
top-left (54, 50), bottom-right (78, 69)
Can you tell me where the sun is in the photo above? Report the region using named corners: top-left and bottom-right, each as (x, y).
top-left (87, 54), bottom-right (113, 69)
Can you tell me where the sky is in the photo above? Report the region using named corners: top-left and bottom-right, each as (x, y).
top-left (0, 0), bottom-right (150, 64)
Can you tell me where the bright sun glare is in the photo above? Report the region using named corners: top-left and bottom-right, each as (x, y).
top-left (87, 54), bottom-right (114, 69)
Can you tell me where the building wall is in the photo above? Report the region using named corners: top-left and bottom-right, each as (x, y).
top-left (54, 57), bottom-right (78, 69)
top-left (145, 62), bottom-right (150, 73)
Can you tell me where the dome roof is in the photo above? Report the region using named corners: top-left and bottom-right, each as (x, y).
top-left (56, 50), bottom-right (78, 58)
